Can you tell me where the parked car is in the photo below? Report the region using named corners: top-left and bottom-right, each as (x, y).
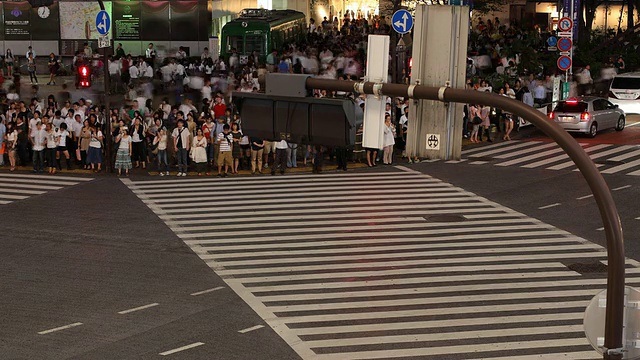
top-left (608, 72), bottom-right (640, 114)
top-left (548, 97), bottom-right (625, 138)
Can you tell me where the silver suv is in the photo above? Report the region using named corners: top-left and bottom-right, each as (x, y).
top-left (548, 97), bottom-right (626, 138)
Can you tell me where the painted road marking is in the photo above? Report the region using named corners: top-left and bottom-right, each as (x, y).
top-left (117, 302), bottom-right (159, 315)
top-left (577, 194), bottom-right (594, 200)
top-left (159, 342), bottom-right (205, 356)
top-left (596, 227), bottom-right (604, 231)
top-left (125, 171), bottom-right (612, 360)
top-left (538, 203), bottom-right (561, 210)
top-left (190, 286), bottom-right (225, 296)
top-left (612, 185), bottom-right (632, 191)
top-left (238, 325), bottom-right (265, 334)
top-left (37, 322), bottom-right (83, 335)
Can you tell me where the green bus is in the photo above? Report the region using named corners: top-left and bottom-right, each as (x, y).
top-left (220, 8), bottom-right (306, 64)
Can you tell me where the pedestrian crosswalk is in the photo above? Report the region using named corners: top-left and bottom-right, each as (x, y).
top-left (460, 140), bottom-right (640, 175)
top-left (0, 172), bottom-right (93, 205)
top-left (123, 171), bottom-right (640, 360)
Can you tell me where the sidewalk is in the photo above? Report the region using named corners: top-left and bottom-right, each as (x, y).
top-left (0, 161), bottom-right (369, 177)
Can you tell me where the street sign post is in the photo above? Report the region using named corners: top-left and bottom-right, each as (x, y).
top-left (558, 55), bottom-right (572, 71)
top-left (95, 10), bottom-right (110, 35)
top-left (391, 9), bottom-right (413, 34)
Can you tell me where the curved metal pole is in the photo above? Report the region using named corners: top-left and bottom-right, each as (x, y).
top-left (305, 78), bottom-right (625, 360)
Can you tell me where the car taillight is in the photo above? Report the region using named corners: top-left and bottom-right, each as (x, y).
top-left (608, 91), bottom-right (618, 99)
top-left (580, 112), bottom-right (590, 121)
top-left (548, 111), bottom-right (554, 119)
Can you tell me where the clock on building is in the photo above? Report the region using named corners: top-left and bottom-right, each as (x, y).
top-left (37, 6), bottom-right (50, 19)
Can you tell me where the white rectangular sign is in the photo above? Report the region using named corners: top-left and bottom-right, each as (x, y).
top-left (426, 134), bottom-right (440, 150)
top-left (98, 34), bottom-right (110, 49)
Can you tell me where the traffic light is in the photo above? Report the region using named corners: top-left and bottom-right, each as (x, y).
top-left (78, 66), bottom-right (91, 88)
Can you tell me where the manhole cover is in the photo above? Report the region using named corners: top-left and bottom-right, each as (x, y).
top-left (566, 261), bottom-right (608, 274)
top-left (424, 214), bottom-right (467, 222)
top-left (595, 160), bottom-right (625, 166)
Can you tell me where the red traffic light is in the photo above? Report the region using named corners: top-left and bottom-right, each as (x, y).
top-left (77, 66), bottom-right (91, 88)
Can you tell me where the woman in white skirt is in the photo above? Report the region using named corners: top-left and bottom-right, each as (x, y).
top-left (382, 114), bottom-right (396, 165)
top-left (115, 126), bottom-right (132, 176)
top-left (191, 128), bottom-right (208, 176)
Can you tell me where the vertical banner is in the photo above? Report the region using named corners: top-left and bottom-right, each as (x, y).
top-left (4, 1), bottom-right (31, 40)
top-left (141, 1), bottom-right (169, 40)
top-left (562, 0), bottom-right (571, 16)
top-left (572, 0), bottom-right (580, 41)
top-left (170, 1), bottom-right (199, 41)
top-left (30, 1), bottom-right (60, 40)
top-left (114, 1), bottom-right (141, 40)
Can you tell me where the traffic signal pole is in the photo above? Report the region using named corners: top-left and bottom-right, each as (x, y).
top-left (97, 0), bottom-right (112, 172)
top-left (302, 76), bottom-right (625, 360)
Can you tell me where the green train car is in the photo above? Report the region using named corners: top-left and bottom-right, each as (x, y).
top-left (220, 8), bottom-right (306, 64)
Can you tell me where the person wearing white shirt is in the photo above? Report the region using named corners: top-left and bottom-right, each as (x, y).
top-left (28, 111), bottom-right (41, 136)
top-left (172, 119), bottom-right (190, 176)
top-left (31, 122), bottom-right (46, 172)
top-left (145, 43), bottom-right (156, 67)
top-left (382, 114), bottom-right (396, 165)
top-left (533, 83), bottom-right (547, 107)
top-left (56, 122), bottom-right (72, 170)
top-left (271, 139), bottom-right (289, 175)
top-left (60, 103), bottom-right (71, 118)
top-left (201, 81), bottom-right (212, 103)
top-left (108, 57), bottom-right (121, 93)
top-left (26, 46), bottom-right (36, 59)
top-left (176, 47), bottom-right (187, 60)
top-left (144, 65), bottom-right (153, 79)
top-left (129, 64), bottom-right (139, 85)
top-left (201, 47), bottom-right (212, 60)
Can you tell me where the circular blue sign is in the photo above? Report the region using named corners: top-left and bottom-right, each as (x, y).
top-left (547, 36), bottom-right (557, 47)
top-left (392, 10), bottom-right (413, 35)
top-left (95, 10), bottom-right (110, 35)
top-left (557, 37), bottom-right (572, 52)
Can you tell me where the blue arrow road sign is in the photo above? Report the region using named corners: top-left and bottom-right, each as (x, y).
top-left (557, 37), bottom-right (572, 52)
top-left (547, 36), bottom-right (557, 47)
top-left (557, 55), bottom-right (572, 71)
top-left (392, 9), bottom-right (413, 35)
top-left (96, 10), bottom-right (110, 35)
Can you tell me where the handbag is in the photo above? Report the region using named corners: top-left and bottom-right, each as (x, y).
top-left (472, 116), bottom-right (482, 125)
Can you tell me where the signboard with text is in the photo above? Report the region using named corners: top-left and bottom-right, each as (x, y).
top-left (114, 1), bottom-right (140, 40)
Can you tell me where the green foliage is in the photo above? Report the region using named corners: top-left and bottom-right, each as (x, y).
top-left (471, 0), bottom-right (507, 15)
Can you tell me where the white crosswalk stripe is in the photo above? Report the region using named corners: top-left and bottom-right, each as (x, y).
top-left (0, 173), bottom-right (92, 205)
top-left (121, 171), bottom-right (629, 360)
top-left (462, 140), bottom-right (640, 175)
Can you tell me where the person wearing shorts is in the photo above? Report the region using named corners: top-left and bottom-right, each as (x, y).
top-left (263, 140), bottom-right (276, 169)
top-left (216, 124), bottom-right (233, 177)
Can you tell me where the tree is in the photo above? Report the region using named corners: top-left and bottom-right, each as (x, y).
top-left (627, 0), bottom-right (635, 29)
top-left (469, 0), bottom-right (508, 15)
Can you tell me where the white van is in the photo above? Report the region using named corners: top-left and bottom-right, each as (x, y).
top-left (608, 72), bottom-right (640, 114)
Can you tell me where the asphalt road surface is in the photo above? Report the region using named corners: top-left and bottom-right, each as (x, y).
top-left (3, 131), bottom-right (640, 359)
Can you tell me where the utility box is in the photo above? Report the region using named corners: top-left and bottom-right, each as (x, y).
top-left (265, 73), bottom-right (311, 98)
top-left (407, 5), bottom-right (469, 160)
top-left (233, 92), bottom-right (362, 146)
